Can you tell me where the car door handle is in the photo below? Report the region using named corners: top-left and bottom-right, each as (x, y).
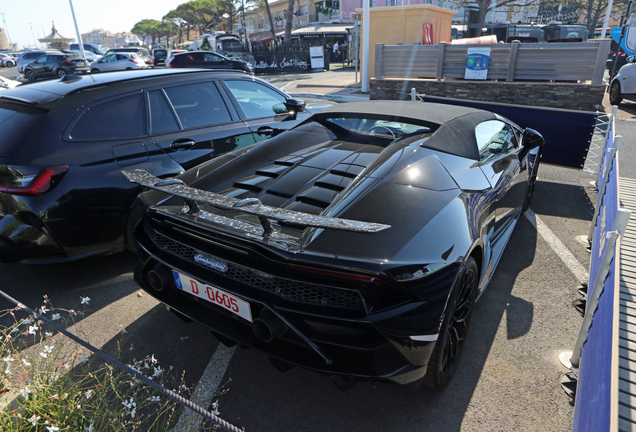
top-left (256, 126), bottom-right (275, 137)
top-left (171, 140), bottom-right (196, 151)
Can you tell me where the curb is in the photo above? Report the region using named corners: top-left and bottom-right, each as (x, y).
top-left (288, 92), bottom-right (370, 103)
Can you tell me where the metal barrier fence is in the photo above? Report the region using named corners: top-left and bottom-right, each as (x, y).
top-left (375, 39), bottom-right (611, 84)
top-left (566, 108), bottom-right (631, 432)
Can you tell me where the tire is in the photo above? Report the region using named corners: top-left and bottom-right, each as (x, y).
top-left (125, 67), bottom-right (133, 70)
top-left (610, 80), bottom-right (623, 105)
top-left (24, 69), bottom-right (35, 82)
top-left (57, 69), bottom-right (66, 78)
top-left (7, 61), bottom-right (14, 68)
top-left (424, 256), bottom-right (478, 389)
top-left (91, 68), bottom-right (100, 73)
top-left (523, 151), bottom-right (541, 211)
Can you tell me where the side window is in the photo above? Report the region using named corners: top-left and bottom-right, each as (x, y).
top-left (148, 90), bottom-right (179, 134)
top-left (102, 54), bottom-right (115, 62)
top-left (34, 55), bottom-right (47, 64)
top-left (476, 120), bottom-right (518, 164)
top-left (224, 80), bottom-right (288, 119)
top-left (163, 81), bottom-right (232, 129)
top-left (204, 53), bottom-right (222, 62)
top-left (116, 54), bottom-right (127, 61)
top-left (71, 94), bottom-right (144, 140)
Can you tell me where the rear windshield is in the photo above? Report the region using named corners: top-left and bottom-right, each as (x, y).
top-left (325, 117), bottom-right (436, 139)
top-left (154, 50), bottom-right (167, 55)
top-left (0, 101), bottom-right (46, 157)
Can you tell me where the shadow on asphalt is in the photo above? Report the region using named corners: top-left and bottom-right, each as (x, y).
top-left (531, 180), bottom-right (595, 222)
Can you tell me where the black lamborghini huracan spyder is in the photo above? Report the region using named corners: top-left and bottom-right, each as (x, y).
top-left (125, 101), bottom-right (543, 389)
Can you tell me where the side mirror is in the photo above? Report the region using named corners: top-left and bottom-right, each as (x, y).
top-left (628, 55), bottom-right (635, 64)
top-left (284, 98), bottom-right (306, 120)
top-left (522, 127), bottom-right (544, 149)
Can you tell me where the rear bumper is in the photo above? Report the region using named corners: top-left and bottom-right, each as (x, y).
top-left (133, 221), bottom-right (445, 385)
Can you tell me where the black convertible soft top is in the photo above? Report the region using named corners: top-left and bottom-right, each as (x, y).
top-left (317, 101), bottom-right (498, 160)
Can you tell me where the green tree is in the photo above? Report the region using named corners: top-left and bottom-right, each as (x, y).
top-left (131, 19), bottom-right (163, 45)
top-left (284, 0), bottom-right (295, 47)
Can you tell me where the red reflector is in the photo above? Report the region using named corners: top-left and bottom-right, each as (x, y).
top-left (291, 265), bottom-right (377, 283)
top-left (64, 60), bottom-right (73, 65)
top-left (0, 165), bottom-right (69, 196)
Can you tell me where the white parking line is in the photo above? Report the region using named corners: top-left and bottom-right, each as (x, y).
top-left (173, 344), bottom-right (236, 431)
top-left (524, 208), bottom-right (589, 282)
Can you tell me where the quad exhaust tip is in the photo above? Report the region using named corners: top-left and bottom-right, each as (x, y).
top-left (148, 265), bottom-right (174, 292)
top-left (252, 310), bottom-right (287, 343)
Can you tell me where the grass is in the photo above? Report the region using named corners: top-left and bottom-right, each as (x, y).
top-left (0, 295), bottom-right (223, 431)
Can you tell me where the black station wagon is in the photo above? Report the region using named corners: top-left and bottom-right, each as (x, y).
top-left (0, 69), bottom-right (313, 264)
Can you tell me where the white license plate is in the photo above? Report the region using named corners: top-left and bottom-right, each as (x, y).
top-left (172, 270), bottom-right (252, 322)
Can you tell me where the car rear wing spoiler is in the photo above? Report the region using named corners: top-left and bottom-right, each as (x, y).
top-left (121, 169), bottom-right (391, 235)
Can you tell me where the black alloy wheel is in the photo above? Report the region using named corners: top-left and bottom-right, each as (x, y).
top-left (24, 69), bottom-right (35, 82)
top-left (610, 81), bottom-right (623, 105)
top-left (424, 256), bottom-right (478, 389)
top-left (57, 69), bottom-right (66, 78)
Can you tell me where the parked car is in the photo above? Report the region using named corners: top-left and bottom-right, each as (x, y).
top-left (127, 101), bottom-right (544, 389)
top-left (16, 50), bottom-right (61, 73)
top-left (167, 51), bottom-right (253, 74)
top-left (89, 52), bottom-right (147, 72)
top-left (0, 69), bottom-right (323, 265)
top-left (152, 48), bottom-right (168, 66)
top-left (166, 49), bottom-right (186, 64)
top-left (23, 53), bottom-right (90, 81)
top-left (609, 55), bottom-right (636, 105)
top-left (65, 50), bottom-right (102, 62)
top-left (0, 53), bottom-right (15, 68)
top-left (105, 47), bottom-right (152, 58)
top-left (69, 43), bottom-right (106, 56)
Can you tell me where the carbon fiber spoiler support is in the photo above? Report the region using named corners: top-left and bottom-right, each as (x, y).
top-left (121, 169), bottom-right (391, 235)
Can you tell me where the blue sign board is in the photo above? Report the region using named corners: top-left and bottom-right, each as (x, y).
top-left (465, 48), bottom-right (491, 80)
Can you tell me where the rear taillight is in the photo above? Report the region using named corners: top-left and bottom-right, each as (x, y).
top-left (168, 62), bottom-right (173, 68)
top-left (64, 60), bottom-right (73, 65)
top-left (0, 165), bottom-right (69, 196)
top-left (129, 59), bottom-right (138, 64)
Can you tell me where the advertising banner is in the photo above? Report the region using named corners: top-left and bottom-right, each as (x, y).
top-left (253, 51), bottom-right (312, 74)
top-left (465, 47), bottom-right (490, 80)
top-left (309, 46), bottom-right (325, 69)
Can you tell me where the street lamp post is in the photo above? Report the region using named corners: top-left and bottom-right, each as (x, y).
top-left (28, 22), bottom-right (38, 48)
top-left (68, 0), bottom-right (87, 60)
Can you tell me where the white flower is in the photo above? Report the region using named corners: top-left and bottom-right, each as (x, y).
top-left (39, 352), bottom-right (48, 359)
top-left (4, 366), bottom-right (10, 375)
top-left (39, 306), bottom-right (48, 315)
top-left (29, 414), bottom-right (40, 426)
top-left (2, 355), bottom-right (13, 363)
top-left (45, 332), bottom-right (52, 337)
top-left (84, 389), bottom-right (93, 399)
top-left (43, 345), bottom-right (54, 353)
top-left (150, 354), bottom-right (157, 363)
top-left (23, 317), bottom-right (33, 325)
top-left (51, 313), bottom-right (61, 321)
top-left (211, 400), bottom-right (220, 415)
top-left (130, 407), bottom-right (136, 418)
top-left (22, 358), bottom-right (31, 366)
top-left (122, 397), bottom-right (136, 409)
top-left (153, 366), bottom-right (163, 377)
top-left (86, 424), bottom-right (94, 432)
top-left (28, 325), bottom-right (38, 335)
top-left (19, 386), bottom-right (32, 397)
top-left (81, 297), bottom-right (91, 305)
top-left (79, 356), bottom-right (89, 363)
top-left (46, 426), bottom-right (60, 432)
top-left (147, 396), bottom-right (160, 402)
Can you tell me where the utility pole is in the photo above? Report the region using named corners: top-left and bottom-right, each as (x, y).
top-left (0, 13), bottom-right (13, 49)
top-left (68, 0), bottom-right (87, 60)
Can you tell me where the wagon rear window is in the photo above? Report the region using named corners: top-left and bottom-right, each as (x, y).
top-left (0, 102), bottom-right (45, 157)
top-left (71, 94), bottom-right (144, 140)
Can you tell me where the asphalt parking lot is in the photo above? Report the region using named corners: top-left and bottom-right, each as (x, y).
top-left (1, 67), bottom-right (634, 431)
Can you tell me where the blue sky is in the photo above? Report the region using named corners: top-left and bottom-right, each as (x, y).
top-left (1, 0), bottom-right (187, 49)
